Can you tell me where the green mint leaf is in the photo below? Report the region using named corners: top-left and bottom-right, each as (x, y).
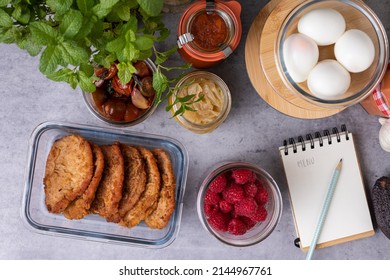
top-left (17, 34), bottom-right (42, 56)
top-left (77, 0), bottom-right (95, 15)
top-left (125, 29), bottom-right (136, 42)
top-left (171, 105), bottom-right (185, 117)
top-left (0, 1), bottom-right (11, 7)
top-left (134, 36), bottom-right (154, 51)
top-left (155, 45), bottom-right (178, 65)
top-left (39, 45), bottom-right (61, 74)
top-left (117, 62), bottom-right (136, 85)
top-left (116, 42), bottom-right (139, 62)
top-left (121, 16), bottom-right (138, 33)
top-left (59, 9), bottom-right (83, 38)
top-left (106, 36), bottom-right (125, 53)
top-left (78, 70), bottom-right (96, 92)
top-left (30, 22), bottom-right (58, 45)
top-left (100, 0), bottom-right (120, 10)
top-left (152, 70), bottom-right (168, 95)
top-left (137, 0), bottom-right (163, 17)
top-left (92, 0), bottom-right (120, 19)
top-left (47, 0), bottom-right (73, 15)
top-left (157, 27), bottom-right (170, 42)
top-left (93, 52), bottom-right (115, 68)
top-left (69, 75), bottom-right (79, 89)
top-left (60, 41), bottom-right (90, 66)
top-left (74, 17), bottom-right (94, 39)
top-left (80, 63), bottom-right (94, 77)
top-left (46, 67), bottom-right (74, 82)
top-left (177, 94), bottom-right (196, 103)
top-left (111, 3), bottom-right (130, 21)
top-left (12, 5), bottom-right (30, 24)
top-left (0, 25), bottom-right (21, 44)
top-left (137, 49), bottom-right (152, 61)
top-left (0, 8), bottom-right (13, 28)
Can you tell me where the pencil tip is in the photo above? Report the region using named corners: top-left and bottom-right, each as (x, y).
top-left (340, 158), bottom-right (343, 162)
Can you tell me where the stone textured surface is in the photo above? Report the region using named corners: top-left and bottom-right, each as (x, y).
top-left (0, 0), bottom-right (389, 260)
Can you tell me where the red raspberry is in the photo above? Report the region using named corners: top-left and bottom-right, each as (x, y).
top-left (209, 173), bottom-right (228, 193)
top-left (222, 183), bottom-right (245, 204)
top-left (239, 216), bottom-right (257, 230)
top-left (231, 168), bottom-right (256, 184)
top-left (234, 197), bottom-right (258, 217)
top-left (251, 206), bottom-right (267, 222)
top-left (254, 179), bottom-right (264, 188)
top-left (219, 200), bottom-right (233, 213)
top-left (228, 218), bottom-right (248, 235)
top-left (204, 188), bottom-right (222, 205)
top-left (207, 210), bottom-right (230, 231)
top-left (244, 182), bottom-right (258, 197)
top-left (204, 203), bottom-right (219, 217)
top-left (255, 186), bottom-right (268, 205)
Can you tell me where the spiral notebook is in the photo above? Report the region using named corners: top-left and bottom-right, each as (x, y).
top-left (279, 125), bottom-right (374, 251)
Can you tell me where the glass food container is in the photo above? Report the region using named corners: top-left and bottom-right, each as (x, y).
top-left (276, 0), bottom-right (389, 108)
top-left (168, 71), bottom-right (231, 134)
top-left (177, 0), bottom-right (242, 68)
top-left (197, 161), bottom-right (283, 247)
top-left (21, 121), bottom-right (189, 248)
top-left (82, 59), bottom-right (158, 127)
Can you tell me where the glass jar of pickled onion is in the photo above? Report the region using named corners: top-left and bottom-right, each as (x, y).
top-left (168, 71), bottom-right (231, 133)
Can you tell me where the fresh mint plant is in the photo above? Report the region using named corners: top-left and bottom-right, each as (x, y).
top-left (0, 0), bottom-right (198, 115)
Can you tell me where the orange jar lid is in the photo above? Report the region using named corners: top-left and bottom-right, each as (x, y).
top-left (177, 0), bottom-right (242, 68)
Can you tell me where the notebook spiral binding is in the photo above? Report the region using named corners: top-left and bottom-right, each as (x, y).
top-left (283, 124), bottom-right (349, 156)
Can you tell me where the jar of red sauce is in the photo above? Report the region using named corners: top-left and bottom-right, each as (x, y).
top-left (177, 0), bottom-right (242, 68)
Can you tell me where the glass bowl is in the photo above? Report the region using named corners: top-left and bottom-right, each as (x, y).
top-left (276, 0), bottom-right (389, 108)
top-left (168, 71), bottom-right (231, 134)
top-left (82, 59), bottom-right (158, 127)
top-left (196, 162), bottom-right (282, 247)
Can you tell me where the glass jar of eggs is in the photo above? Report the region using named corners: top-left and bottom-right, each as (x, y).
top-left (276, 0), bottom-right (389, 108)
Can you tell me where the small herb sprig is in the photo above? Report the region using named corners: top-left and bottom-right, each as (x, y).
top-left (152, 45), bottom-right (205, 117)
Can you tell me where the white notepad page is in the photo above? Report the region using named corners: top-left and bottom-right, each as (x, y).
top-left (279, 131), bottom-right (374, 250)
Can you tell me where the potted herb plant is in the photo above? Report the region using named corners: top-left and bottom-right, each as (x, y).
top-left (0, 0), bottom-right (194, 123)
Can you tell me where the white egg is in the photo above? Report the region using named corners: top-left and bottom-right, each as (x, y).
top-left (283, 33), bottom-right (319, 83)
top-left (298, 8), bottom-right (346, 46)
top-left (334, 29), bottom-right (375, 73)
top-left (307, 59), bottom-right (351, 99)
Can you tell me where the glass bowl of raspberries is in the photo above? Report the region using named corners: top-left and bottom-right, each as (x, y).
top-left (196, 162), bottom-right (283, 246)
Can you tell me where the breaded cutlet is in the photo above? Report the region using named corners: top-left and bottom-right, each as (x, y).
top-left (118, 144), bottom-right (147, 217)
top-left (90, 142), bottom-right (124, 223)
top-left (119, 147), bottom-right (161, 228)
top-left (145, 149), bottom-right (176, 229)
top-left (64, 143), bottom-right (105, 219)
top-left (44, 135), bottom-right (93, 213)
